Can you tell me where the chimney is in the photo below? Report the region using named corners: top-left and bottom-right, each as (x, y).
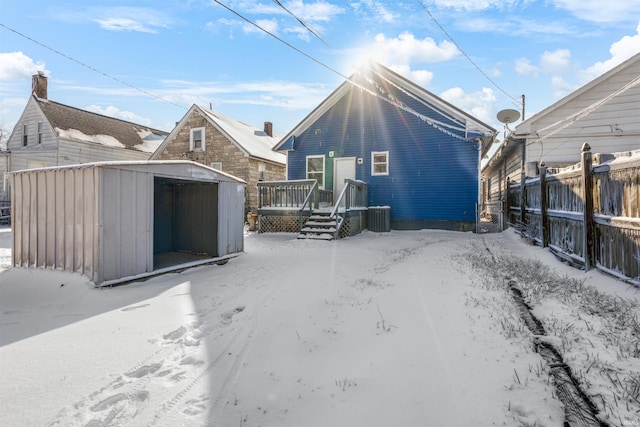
top-left (32, 71), bottom-right (48, 99)
top-left (264, 121), bottom-right (273, 137)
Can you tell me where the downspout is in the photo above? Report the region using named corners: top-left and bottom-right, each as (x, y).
top-left (477, 138), bottom-right (482, 206)
top-left (520, 137), bottom-right (526, 227)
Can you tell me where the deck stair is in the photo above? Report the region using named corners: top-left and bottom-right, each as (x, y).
top-left (298, 210), bottom-right (340, 240)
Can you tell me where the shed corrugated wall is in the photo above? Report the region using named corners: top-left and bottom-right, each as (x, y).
top-left (11, 167), bottom-right (100, 280)
top-left (11, 161), bottom-right (246, 285)
top-left (99, 167), bottom-right (153, 284)
top-left (218, 181), bottom-right (245, 256)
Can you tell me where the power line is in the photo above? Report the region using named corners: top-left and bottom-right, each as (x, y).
top-left (0, 23), bottom-right (187, 111)
top-left (212, 1), bottom-right (492, 140)
top-left (272, 0), bottom-right (331, 48)
top-left (213, 0), bottom-right (347, 80)
top-left (416, 1), bottom-right (523, 108)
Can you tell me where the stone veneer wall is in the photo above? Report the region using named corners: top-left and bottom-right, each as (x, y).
top-left (156, 110), bottom-right (285, 215)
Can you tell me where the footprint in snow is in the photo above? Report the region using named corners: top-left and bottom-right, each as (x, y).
top-left (220, 306), bottom-right (246, 325)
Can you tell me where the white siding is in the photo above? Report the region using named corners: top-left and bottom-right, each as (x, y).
top-left (58, 139), bottom-right (150, 165)
top-left (6, 98), bottom-right (57, 152)
top-left (524, 59), bottom-right (640, 165)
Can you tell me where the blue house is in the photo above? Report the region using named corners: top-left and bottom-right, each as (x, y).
top-left (259, 62), bottom-right (496, 238)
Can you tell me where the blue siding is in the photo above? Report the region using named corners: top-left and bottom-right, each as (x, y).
top-left (288, 80), bottom-right (481, 229)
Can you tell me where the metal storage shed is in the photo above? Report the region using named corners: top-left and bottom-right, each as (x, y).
top-left (10, 161), bottom-right (245, 286)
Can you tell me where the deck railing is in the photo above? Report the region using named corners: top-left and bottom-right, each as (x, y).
top-left (330, 179), bottom-right (368, 238)
top-left (257, 179), bottom-right (366, 236)
top-left (258, 179), bottom-right (319, 209)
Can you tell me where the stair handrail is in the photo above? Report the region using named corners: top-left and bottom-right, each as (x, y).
top-left (298, 179), bottom-right (319, 231)
top-left (330, 179), bottom-right (367, 238)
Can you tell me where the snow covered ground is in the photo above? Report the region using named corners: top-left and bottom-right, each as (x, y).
top-left (0, 225), bottom-right (639, 427)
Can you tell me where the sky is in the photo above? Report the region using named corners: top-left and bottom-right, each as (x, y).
top-left (1, 0), bottom-right (640, 144)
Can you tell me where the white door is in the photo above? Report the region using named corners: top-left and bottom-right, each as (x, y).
top-left (333, 157), bottom-right (356, 206)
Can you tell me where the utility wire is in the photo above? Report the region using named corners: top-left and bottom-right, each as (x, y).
top-left (0, 23), bottom-right (187, 111)
top-left (213, 0), bottom-right (347, 80)
top-left (416, 0), bottom-right (523, 108)
top-left (213, 0), bottom-right (490, 140)
top-left (272, 0), bottom-right (331, 48)
top-left (527, 72), bottom-right (640, 151)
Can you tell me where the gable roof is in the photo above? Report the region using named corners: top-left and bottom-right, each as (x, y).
top-left (514, 51), bottom-right (640, 136)
top-left (151, 105), bottom-right (285, 165)
top-left (273, 62), bottom-right (496, 155)
top-left (35, 96), bottom-right (168, 153)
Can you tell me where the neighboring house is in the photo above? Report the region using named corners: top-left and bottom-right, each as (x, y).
top-left (0, 150), bottom-right (8, 202)
top-left (150, 104), bottom-right (286, 216)
top-left (270, 62), bottom-right (496, 232)
top-left (483, 51), bottom-right (640, 204)
top-left (4, 72), bottom-right (168, 199)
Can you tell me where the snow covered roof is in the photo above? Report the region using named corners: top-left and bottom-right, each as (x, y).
top-left (36, 97), bottom-right (168, 153)
top-left (200, 108), bottom-right (285, 164)
top-left (151, 105), bottom-right (285, 165)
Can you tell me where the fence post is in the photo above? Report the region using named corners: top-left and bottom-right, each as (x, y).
top-left (504, 178), bottom-right (510, 230)
top-left (581, 143), bottom-right (595, 270)
top-left (540, 164), bottom-right (549, 247)
top-left (520, 179), bottom-right (527, 231)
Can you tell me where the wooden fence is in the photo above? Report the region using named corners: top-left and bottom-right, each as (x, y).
top-left (507, 144), bottom-right (640, 285)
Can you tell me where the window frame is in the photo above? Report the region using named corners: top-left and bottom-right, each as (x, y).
top-left (306, 155), bottom-right (325, 189)
top-left (371, 151), bottom-right (389, 176)
top-left (210, 162), bottom-right (222, 171)
top-left (190, 127), bottom-right (205, 151)
top-left (22, 124), bottom-right (28, 146)
top-left (258, 162), bottom-right (266, 181)
top-left (37, 122), bottom-right (43, 144)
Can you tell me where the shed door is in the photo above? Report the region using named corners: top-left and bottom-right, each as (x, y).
top-left (333, 157), bottom-right (356, 206)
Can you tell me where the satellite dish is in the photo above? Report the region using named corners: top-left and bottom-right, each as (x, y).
top-left (497, 109), bottom-right (521, 124)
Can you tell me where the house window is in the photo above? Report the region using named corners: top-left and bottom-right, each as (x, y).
top-left (371, 151), bottom-right (389, 176)
top-left (190, 127), bottom-right (205, 151)
top-left (22, 124), bottom-right (28, 146)
top-left (37, 122), bottom-right (43, 144)
top-left (306, 155), bottom-right (325, 188)
top-left (258, 163), bottom-right (266, 181)
top-left (210, 162), bottom-right (222, 171)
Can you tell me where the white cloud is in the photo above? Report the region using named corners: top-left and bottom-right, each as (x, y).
top-left (385, 64), bottom-right (434, 87)
top-left (286, 0), bottom-right (345, 23)
top-left (540, 49), bottom-right (571, 74)
top-left (409, 69), bottom-right (435, 87)
top-left (0, 52), bottom-right (48, 80)
top-left (580, 22), bottom-right (640, 81)
top-left (550, 76), bottom-right (578, 99)
top-left (460, 16), bottom-right (578, 37)
top-left (515, 49), bottom-right (573, 80)
top-left (95, 18), bottom-right (158, 33)
top-left (369, 32), bottom-right (459, 64)
top-left (430, 0), bottom-right (521, 11)
top-left (350, 0), bottom-right (398, 23)
top-left (439, 86), bottom-right (497, 126)
top-left (552, 0), bottom-right (640, 23)
top-left (514, 58), bottom-right (538, 76)
top-left (85, 105), bottom-right (152, 126)
top-left (61, 7), bottom-right (173, 33)
top-left (242, 19), bottom-right (279, 35)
